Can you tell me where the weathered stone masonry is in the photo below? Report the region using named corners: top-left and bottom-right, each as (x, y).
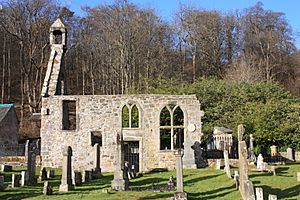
top-left (40, 19), bottom-right (204, 172)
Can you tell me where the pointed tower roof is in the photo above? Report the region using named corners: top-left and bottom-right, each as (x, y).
top-left (51, 18), bottom-right (65, 29)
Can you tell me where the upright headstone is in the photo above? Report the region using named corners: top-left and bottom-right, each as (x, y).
top-left (268, 194), bottom-right (277, 200)
top-left (82, 170), bottom-right (92, 182)
top-left (257, 154), bottom-right (265, 170)
top-left (174, 149), bottom-right (187, 200)
top-left (59, 146), bottom-right (74, 192)
top-left (270, 145), bottom-right (277, 157)
top-left (43, 181), bottom-right (53, 195)
top-left (93, 143), bottom-right (101, 178)
top-left (287, 148), bottom-right (294, 161)
top-left (12, 174), bottom-right (21, 188)
top-left (25, 140), bottom-right (30, 162)
top-left (215, 159), bottom-right (221, 170)
top-left (234, 170), bottom-right (239, 189)
top-left (248, 134), bottom-right (256, 161)
top-left (223, 149), bottom-right (231, 178)
top-left (27, 150), bottom-right (37, 185)
top-left (238, 124), bottom-right (255, 200)
top-left (111, 133), bottom-right (128, 190)
top-left (47, 170), bottom-right (55, 178)
top-left (39, 167), bottom-right (47, 181)
top-left (21, 171), bottom-right (28, 186)
top-left (297, 172), bottom-right (300, 182)
top-left (255, 187), bottom-right (264, 200)
top-left (73, 171), bottom-right (82, 186)
top-left (191, 141), bottom-right (207, 168)
top-left (0, 175), bottom-right (5, 191)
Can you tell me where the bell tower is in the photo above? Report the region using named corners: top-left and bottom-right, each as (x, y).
top-left (42, 18), bottom-right (67, 97)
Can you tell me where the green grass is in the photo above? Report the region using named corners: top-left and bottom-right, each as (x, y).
top-left (0, 164), bottom-right (299, 200)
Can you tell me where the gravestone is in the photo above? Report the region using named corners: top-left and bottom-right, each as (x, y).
top-left (47, 170), bottom-right (55, 178)
top-left (238, 124), bottom-right (255, 200)
top-left (59, 146), bottom-right (74, 192)
top-left (297, 172), bottom-right (300, 182)
top-left (174, 149), bottom-right (187, 200)
top-left (93, 143), bottom-right (102, 178)
top-left (271, 166), bottom-right (276, 175)
top-left (0, 165), bottom-right (12, 172)
top-left (191, 141), bottom-right (207, 168)
top-left (248, 134), bottom-right (256, 162)
top-left (255, 187), bottom-right (263, 200)
top-left (21, 171), bottom-right (28, 186)
top-left (43, 181), bottom-right (53, 195)
top-left (257, 154), bottom-right (266, 171)
top-left (168, 176), bottom-right (175, 190)
top-left (287, 148), bottom-right (294, 161)
top-left (215, 159), bottom-right (221, 170)
top-left (39, 167), bottom-right (47, 181)
top-left (0, 175), bottom-right (5, 191)
top-left (12, 174), bottom-right (21, 188)
top-left (73, 171), bottom-right (82, 186)
top-left (234, 170), bottom-right (239, 189)
top-left (269, 194), bottom-right (277, 200)
top-left (223, 150), bottom-right (231, 178)
top-left (130, 164), bottom-right (136, 179)
top-left (111, 133), bottom-right (128, 190)
top-left (82, 170), bottom-right (92, 182)
top-left (25, 140), bottom-right (30, 162)
top-left (270, 145), bottom-right (277, 157)
top-left (27, 150), bottom-right (37, 185)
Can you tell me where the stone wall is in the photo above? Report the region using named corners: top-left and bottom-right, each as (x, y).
top-left (41, 94), bottom-right (203, 172)
top-left (279, 152), bottom-right (300, 161)
top-left (0, 106), bottom-right (19, 147)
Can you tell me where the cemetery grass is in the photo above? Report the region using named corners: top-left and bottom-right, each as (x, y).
top-left (0, 164), bottom-right (299, 200)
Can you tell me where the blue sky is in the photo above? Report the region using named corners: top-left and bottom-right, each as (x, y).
top-left (60, 0), bottom-right (300, 48)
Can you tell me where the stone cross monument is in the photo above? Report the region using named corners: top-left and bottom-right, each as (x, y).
top-left (111, 133), bottom-right (128, 190)
top-left (59, 146), bottom-right (74, 192)
top-left (174, 149), bottom-right (187, 200)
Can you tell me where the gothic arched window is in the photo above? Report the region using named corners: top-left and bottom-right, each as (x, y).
top-left (122, 104), bottom-right (139, 128)
top-left (160, 105), bottom-right (184, 150)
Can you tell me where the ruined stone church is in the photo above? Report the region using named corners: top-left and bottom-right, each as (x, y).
top-left (40, 19), bottom-right (204, 172)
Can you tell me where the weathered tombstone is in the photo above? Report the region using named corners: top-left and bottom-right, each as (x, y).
top-left (93, 143), bottom-right (101, 179)
top-left (248, 134), bottom-right (256, 162)
top-left (270, 145), bottom-right (277, 157)
top-left (168, 176), bottom-right (175, 190)
top-left (111, 133), bottom-right (128, 190)
top-left (21, 171), bottom-right (28, 186)
top-left (255, 187), bottom-right (264, 200)
top-left (174, 149), bottom-right (187, 200)
top-left (12, 174), bottom-right (21, 188)
top-left (130, 164), bottom-right (136, 179)
top-left (59, 146), bottom-right (74, 192)
top-left (39, 167), bottom-right (47, 181)
top-left (0, 175), bottom-right (5, 191)
top-left (271, 166), bottom-right (276, 175)
top-left (82, 170), bottom-right (92, 182)
top-left (191, 141), bottom-right (207, 168)
top-left (43, 181), bottom-right (53, 195)
top-left (73, 171), bottom-right (82, 186)
top-left (297, 172), bottom-right (300, 182)
top-left (238, 124), bottom-right (255, 200)
top-left (215, 159), bottom-right (221, 170)
top-left (47, 170), bottom-right (55, 178)
top-left (268, 194), bottom-right (277, 200)
top-left (287, 147), bottom-right (294, 161)
top-left (25, 140), bottom-right (30, 162)
top-left (257, 154), bottom-right (265, 171)
top-left (27, 150), bottom-right (37, 185)
top-left (234, 170), bottom-right (239, 189)
top-left (0, 165), bottom-right (12, 172)
top-left (124, 162), bottom-right (131, 180)
top-left (223, 150), bottom-right (231, 178)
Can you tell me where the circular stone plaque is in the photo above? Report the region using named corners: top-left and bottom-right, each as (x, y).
top-left (187, 124), bottom-right (196, 132)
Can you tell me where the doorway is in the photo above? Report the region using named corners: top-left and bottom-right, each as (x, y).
top-left (124, 141), bottom-right (139, 172)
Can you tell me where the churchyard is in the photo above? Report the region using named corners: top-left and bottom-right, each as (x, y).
top-left (0, 163), bottom-right (300, 199)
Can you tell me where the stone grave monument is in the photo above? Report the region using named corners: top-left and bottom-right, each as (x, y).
top-left (59, 146), bottom-right (74, 192)
top-left (174, 149), bottom-right (187, 200)
top-left (223, 149), bottom-right (231, 178)
top-left (255, 187), bottom-right (264, 200)
top-left (43, 181), bottom-right (53, 195)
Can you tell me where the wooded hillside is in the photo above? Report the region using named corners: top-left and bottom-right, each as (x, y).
top-left (0, 0), bottom-right (299, 138)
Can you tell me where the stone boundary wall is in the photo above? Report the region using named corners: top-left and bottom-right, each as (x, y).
top-left (208, 159), bottom-right (239, 167)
